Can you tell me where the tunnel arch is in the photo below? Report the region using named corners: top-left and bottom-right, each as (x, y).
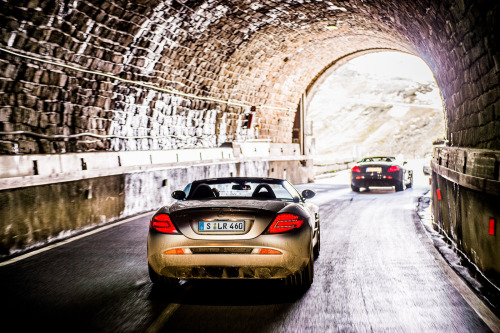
top-left (0, 0), bottom-right (498, 153)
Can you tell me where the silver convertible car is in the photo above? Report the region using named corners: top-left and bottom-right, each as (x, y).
top-left (148, 177), bottom-right (320, 291)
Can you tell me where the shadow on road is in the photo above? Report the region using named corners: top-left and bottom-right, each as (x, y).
top-left (147, 280), bottom-right (301, 333)
top-left (148, 279), bottom-right (305, 305)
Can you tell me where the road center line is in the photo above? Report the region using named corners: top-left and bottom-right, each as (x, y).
top-left (0, 211), bottom-right (153, 267)
top-left (146, 303), bottom-right (181, 333)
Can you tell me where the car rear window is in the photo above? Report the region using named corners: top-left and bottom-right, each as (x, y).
top-left (187, 180), bottom-right (297, 201)
top-left (360, 157), bottom-right (395, 162)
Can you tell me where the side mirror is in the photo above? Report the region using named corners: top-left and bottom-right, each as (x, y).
top-left (172, 190), bottom-right (186, 200)
top-left (301, 189), bottom-right (316, 200)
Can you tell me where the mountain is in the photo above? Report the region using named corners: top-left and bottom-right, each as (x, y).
top-left (308, 60), bottom-right (445, 161)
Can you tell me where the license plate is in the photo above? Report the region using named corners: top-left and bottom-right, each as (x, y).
top-left (199, 221), bottom-right (245, 232)
top-left (366, 167), bottom-right (382, 173)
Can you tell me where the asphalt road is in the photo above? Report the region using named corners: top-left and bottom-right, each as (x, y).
top-left (0, 172), bottom-right (495, 332)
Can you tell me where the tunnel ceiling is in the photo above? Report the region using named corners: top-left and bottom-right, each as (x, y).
top-left (0, 0), bottom-right (499, 153)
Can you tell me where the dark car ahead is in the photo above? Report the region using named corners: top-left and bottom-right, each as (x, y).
top-left (350, 156), bottom-right (413, 192)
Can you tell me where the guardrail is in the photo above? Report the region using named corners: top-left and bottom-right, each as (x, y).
top-left (313, 158), bottom-right (356, 176)
top-left (431, 146), bottom-right (500, 196)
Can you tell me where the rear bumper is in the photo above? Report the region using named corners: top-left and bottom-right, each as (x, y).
top-left (147, 231), bottom-right (311, 280)
top-left (157, 264), bottom-right (293, 279)
top-left (351, 175), bottom-right (400, 188)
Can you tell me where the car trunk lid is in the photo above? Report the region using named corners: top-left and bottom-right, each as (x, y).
top-left (169, 200), bottom-right (287, 240)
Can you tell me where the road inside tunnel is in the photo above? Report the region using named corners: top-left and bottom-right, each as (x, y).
top-left (0, 164), bottom-right (497, 333)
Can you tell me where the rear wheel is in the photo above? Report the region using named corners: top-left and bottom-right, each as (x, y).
top-left (351, 184), bottom-right (360, 192)
top-left (406, 172), bottom-right (413, 188)
top-left (148, 264), bottom-right (179, 290)
top-left (395, 181), bottom-right (405, 191)
top-left (313, 225), bottom-right (320, 260)
top-left (286, 251), bottom-right (314, 292)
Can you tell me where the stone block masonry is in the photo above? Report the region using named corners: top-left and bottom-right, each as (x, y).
top-left (0, 48), bottom-right (260, 154)
top-left (1, 0), bottom-right (498, 155)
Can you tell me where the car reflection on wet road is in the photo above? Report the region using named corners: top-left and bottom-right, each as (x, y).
top-left (0, 170), bottom-right (495, 332)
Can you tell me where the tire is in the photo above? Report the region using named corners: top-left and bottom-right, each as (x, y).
top-left (148, 264), bottom-right (179, 290)
top-left (406, 176), bottom-right (413, 188)
top-left (286, 251), bottom-right (314, 292)
top-left (395, 181), bottom-right (405, 191)
top-left (313, 225), bottom-right (320, 260)
top-left (351, 184), bottom-right (360, 192)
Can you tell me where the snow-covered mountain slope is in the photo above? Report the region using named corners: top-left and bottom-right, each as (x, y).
top-left (308, 59), bottom-right (445, 161)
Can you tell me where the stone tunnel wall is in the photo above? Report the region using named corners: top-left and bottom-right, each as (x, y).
top-left (1, 0), bottom-right (498, 154)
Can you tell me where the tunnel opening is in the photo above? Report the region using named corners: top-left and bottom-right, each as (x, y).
top-left (306, 51), bottom-right (446, 163)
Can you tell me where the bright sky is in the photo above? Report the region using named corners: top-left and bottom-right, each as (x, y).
top-left (349, 52), bottom-right (435, 82)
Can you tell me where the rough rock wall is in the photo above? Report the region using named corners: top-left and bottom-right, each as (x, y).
top-left (0, 0), bottom-right (499, 154)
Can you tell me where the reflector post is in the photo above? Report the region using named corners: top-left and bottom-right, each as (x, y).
top-left (489, 218), bottom-right (496, 236)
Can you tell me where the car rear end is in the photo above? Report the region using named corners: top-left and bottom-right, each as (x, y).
top-left (351, 163), bottom-right (403, 189)
top-left (147, 203), bottom-right (312, 281)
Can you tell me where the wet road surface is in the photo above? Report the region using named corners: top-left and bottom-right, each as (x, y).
top-left (0, 174), bottom-right (495, 332)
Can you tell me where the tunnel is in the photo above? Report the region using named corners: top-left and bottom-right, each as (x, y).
top-left (0, 1), bottom-right (499, 288)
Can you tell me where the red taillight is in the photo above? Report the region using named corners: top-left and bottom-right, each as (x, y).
top-left (388, 165), bottom-right (400, 172)
top-left (150, 213), bottom-right (178, 234)
top-left (268, 213), bottom-right (304, 233)
top-left (352, 166), bottom-right (361, 173)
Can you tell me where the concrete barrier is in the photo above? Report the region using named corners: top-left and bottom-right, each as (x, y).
top-left (431, 146), bottom-right (500, 288)
top-left (313, 158), bottom-right (356, 177)
top-left (0, 143), bottom-right (313, 258)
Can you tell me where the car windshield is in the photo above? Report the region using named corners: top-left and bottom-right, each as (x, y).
top-left (185, 178), bottom-right (300, 201)
top-left (360, 156), bottom-right (395, 162)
